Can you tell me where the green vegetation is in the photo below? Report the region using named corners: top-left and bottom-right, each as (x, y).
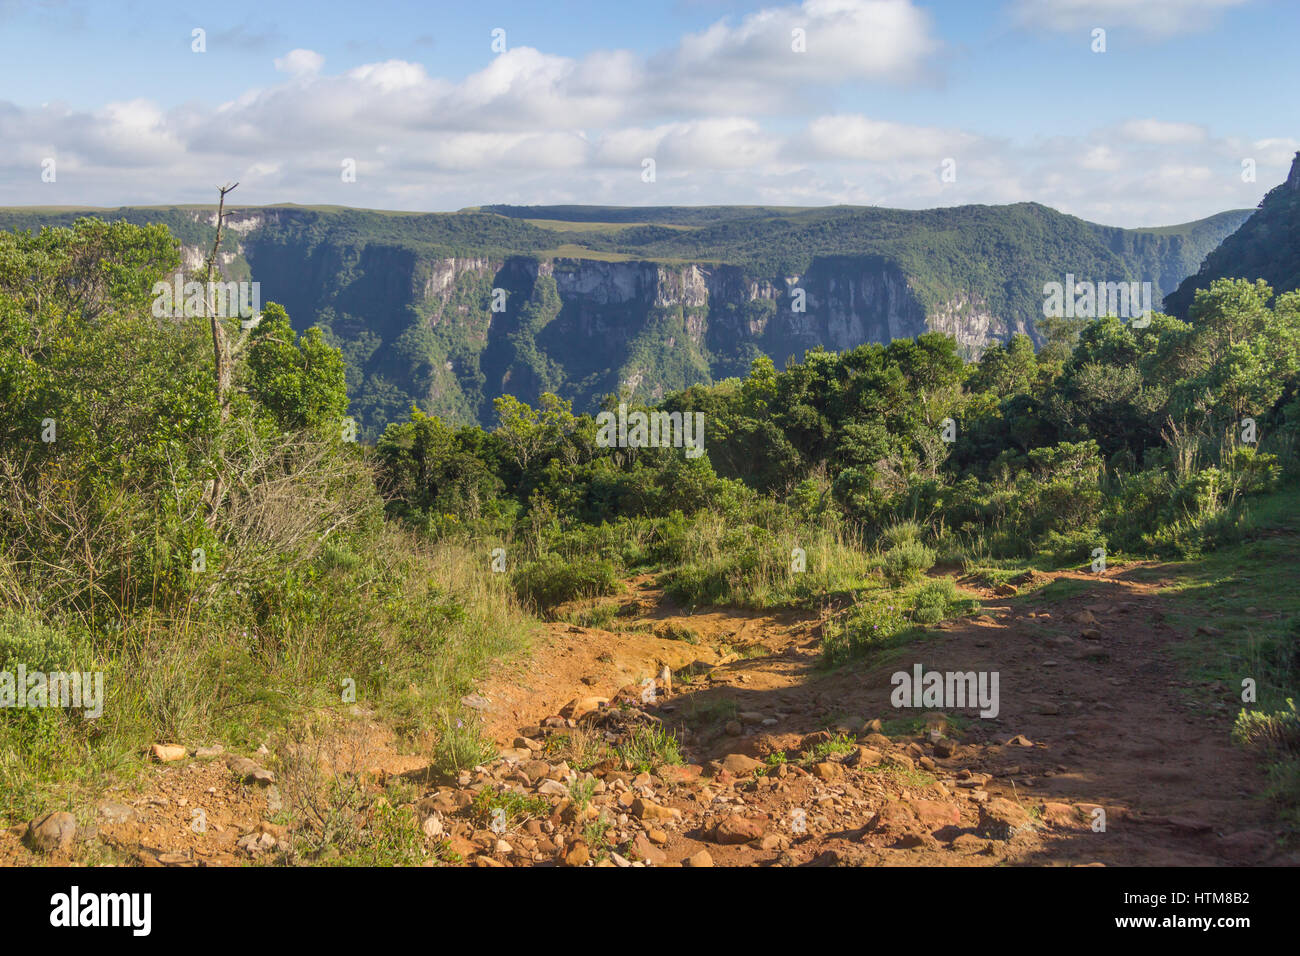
top-left (1, 201), bottom-right (1250, 438)
top-left (0, 219), bottom-right (533, 829)
top-left (1167, 153), bottom-right (1300, 318)
top-left (2, 206), bottom-right (1299, 848)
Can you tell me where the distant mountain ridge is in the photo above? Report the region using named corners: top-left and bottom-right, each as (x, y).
top-left (0, 201), bottom-right (1251, 436)
top-left (1165, 152), bottom-right (1300, 317)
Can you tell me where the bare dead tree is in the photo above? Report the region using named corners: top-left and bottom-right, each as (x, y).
top-left (205, 182), bottom-right (239, 422)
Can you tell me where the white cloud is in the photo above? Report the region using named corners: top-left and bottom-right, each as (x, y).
top-left (1009, 0), bottom-right (1252, 36)
top-left (1118, 119), bottom-right (1208, 144)
top-left (804, 115), bottom-right (978, 160)
top-left (274, 49), bottom-right (324, 77)
top-left (0, 0), bottom-right (1290, 227)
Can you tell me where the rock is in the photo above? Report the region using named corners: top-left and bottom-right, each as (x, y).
top-left (978, 798), bottom-right (1033, 840)
top-left (862, 733), bottom-right (892, 750)
top-left (682, 849), bottom-right (714, 867)
top-left (883, 751), bottom-right (915, 771)
top-left (236, 831), bottom-right (279, 856)
top-left (861, 803), bottom-right (924, 847)
top-left (193, 744), bottom-right (224, 760)
top-left (421, 812), bottom-right (445, 839)
top-left (847, 746), bottom-right (883, 768)
top-left (537, 779), bottom-right (568, 797)
top-left (718, 753), bottom-right (762, 775)
top-left (631, 797), bottom-right (681, 822)
top-left (513, 736), bottom-right (542, 752)
top-left (811, 761), bottom-right (842, 781)
top-left (714, 813), bottom-right (767, 845)
top-left (559, 697), bottom-right (608, 720)
top-left (724, 720), bottom-right (743, 736)
top-left (25, 812), bottom-right (77, 854)
top-left (907, 798), bottom-right (961, 830)
top-left (151, 743), bottom-right (186, 762)
top-left (632, 832), bottom-right (667, 864)
top-left (229, 756), bottom-right (276, 785)
top-left (564, 841), bottom-right (591, 867)
top-left (933, 738), bottom-right (959, 758)
top-left (647, 827), bottom-right (668, 845)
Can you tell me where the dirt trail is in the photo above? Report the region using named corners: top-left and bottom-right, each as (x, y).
top-left (8, 564), bottom-right (1289, 867)
top-left (476, 564), bottom-right (1288, 866)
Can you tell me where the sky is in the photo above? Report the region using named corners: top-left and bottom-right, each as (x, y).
top-left (0, 0), bottom-right (1296, 226)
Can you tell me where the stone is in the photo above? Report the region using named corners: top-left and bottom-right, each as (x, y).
top-left (811, 761), bottom-right (842, 781)
top-left (719, 753), bottom-right (762, 775)
top-left (933, 738), bottom-right (959, 758)
top-left (564, 841), bottom-right (590, 867)
top-left (714, 813), bottom-right (766, 845)
top-left (560, 697), bottom-right (608, 720)
top-left (631, 797), bottom-right (681, 822)
top-left (847, 746), bottom-right (883, 768)
top-left (907, 798), bottom-right (961, 830)
top-left (25, 812), bottom-right (77, 854)
top-left (682, 849), bottom-right (714, 867)
top-left (151, 743), bottom-right (186, 762)
top-left (632, 832), bottom-right (667, 864)
top-left (194, 744), bottom-right (224, 760)
top-left (229, 756), bottom-right (276, 785)
top-left (978, 798), bottom-right (1033, 840)
top-left (421, 812), bottom-right (445, 839)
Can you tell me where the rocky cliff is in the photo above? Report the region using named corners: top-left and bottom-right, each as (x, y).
top-left (0, 201), bottom-right (1251, 435)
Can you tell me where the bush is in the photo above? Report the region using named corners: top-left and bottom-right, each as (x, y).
top-left (881, 540), bottom-right (935, 584)
top-left (511, 553), bottom-right (620, 611)
top-left (910, 578), bottom-right (961, 625)
top-left (821, 600), bottom-right (910, 666)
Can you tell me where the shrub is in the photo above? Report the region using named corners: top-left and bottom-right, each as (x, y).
top-left (910, 578), bottom-right (961, 625)
top-left (881, 540), bottom-right (935, 584)
top-left (511, 553), bottom-right (619, 611)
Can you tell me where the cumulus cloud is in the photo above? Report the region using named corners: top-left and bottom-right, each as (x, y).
top-left (0, 0), bottom-right (1291, 226)
top-left (274, 49), bottom-right (324, 77)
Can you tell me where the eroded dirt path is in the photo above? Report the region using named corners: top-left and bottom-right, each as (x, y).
top-left (472, 564), bottom-right (1290, 866)
top-left (8, 564), bottom-right (1290, 867)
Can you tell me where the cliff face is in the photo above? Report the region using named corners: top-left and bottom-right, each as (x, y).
top-left (217, 236), bottom-right (941, 431)
top-left (0, 201), bottom-right (1250, 435)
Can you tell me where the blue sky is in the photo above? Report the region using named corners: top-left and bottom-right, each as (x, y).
top-left (1, 0), bottom-right (1296, 224)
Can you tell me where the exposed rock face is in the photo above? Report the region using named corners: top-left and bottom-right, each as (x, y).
top-left (43, 201), bottom-right (1233, 432)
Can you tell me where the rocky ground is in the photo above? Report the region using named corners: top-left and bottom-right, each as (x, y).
top-left (5, 564), bottom-right (1293, 867)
